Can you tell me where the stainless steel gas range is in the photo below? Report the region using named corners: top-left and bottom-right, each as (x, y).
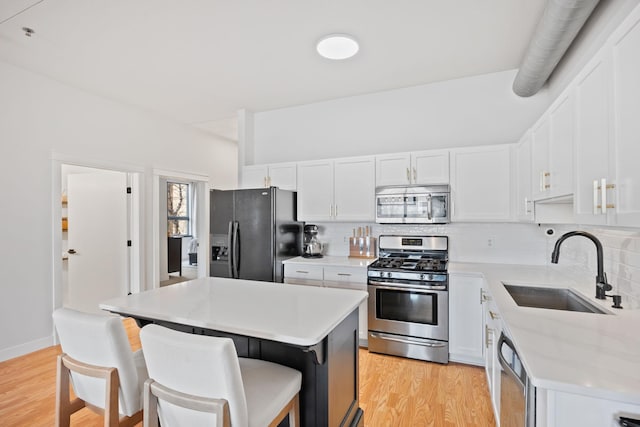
top-left (367, 235), bottom-right (449, 364)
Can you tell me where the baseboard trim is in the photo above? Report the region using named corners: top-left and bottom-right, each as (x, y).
top-left (0, 335), bottom-right (54, 362)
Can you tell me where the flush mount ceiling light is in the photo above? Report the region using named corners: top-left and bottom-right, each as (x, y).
top-left (316, 34), bottom-right (359, 60)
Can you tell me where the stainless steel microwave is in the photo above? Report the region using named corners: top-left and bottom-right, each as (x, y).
top-left (375, 185), bottom-right (450, 224)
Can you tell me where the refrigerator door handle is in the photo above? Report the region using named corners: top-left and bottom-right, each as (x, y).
top-left (227, 221), bottom-right (234, 278)
top-left (232, 221), bottom-right (240, 278)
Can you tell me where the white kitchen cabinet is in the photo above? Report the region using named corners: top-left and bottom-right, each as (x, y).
top-left (574, 50), bottom-right (611, 226)
top-left (573, 4), bottom-right (640, 227)
top-left (284, 263), bottom-right (369, 344)
top-left (297, 160), bottom-right (334, 222)
top-left (531, 91), bottom-right (575, 201)
top-left (482, 288), bottom-right (502, 424)
top-left (297, 157), bottom-right (375, 222)
top-left (538, 389), bottom-right (640, 427)
top-left (240, 162), bottom-right (297, 191)
top-left (375, 149), bottom-right (449, 186)
top-left (450, 144), bottom-right (513, 222)
top-left (448, 274), bottom-right (484, 366)
top-left (516, 131), bottom-right (534, 222)
top-left (609, 6), bottom-right (640, 227)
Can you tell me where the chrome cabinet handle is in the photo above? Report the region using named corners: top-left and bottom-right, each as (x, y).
top-left (337, 273), bottom-right (352, 276)
top-left (413, 167), bottom-right (417, 182)
top-left (544, 172), bottom-right (551, 189)
top-left (593, 180), bottom-right (599, 215)
top-left (406, 167), bottom-right (410, 182)
top-left (295, 270), bottom-right (309, 274)
top-left (524, 197), bottom-right (532, 214)
top-left (489, 310), bottom-right (500, 320)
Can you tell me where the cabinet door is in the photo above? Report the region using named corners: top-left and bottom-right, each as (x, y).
top-left (574, 52), bottom-right (611, 225)
top-left (483, 293), bottom-right (502, 421)
top-left (548, 92), bottom-right (575, 198)
top-left (449, 274), bottom-right (484, 365)
top-left (297, 161), bottom-right (334, 222)
top-left (240, 165), bottom-right (268, 189)
top-left (531, 117), bottom-right (551, 200)
top-left (334, 157), bottom-right (376, 221)
top-left (268, 163), bottom-right (297, 191)
top-left (450, 145), bottom-right (513, 222)
top-left (375, 153), bottom-right (411, 186)
top-left (515, 132), bottom-right (534, 222)
top-left (411, 149), bottom-right (450, 185)
top-left (611, 8), bottom-right (640, 227)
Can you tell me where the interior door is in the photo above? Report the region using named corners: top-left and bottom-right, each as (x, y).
top-left (67, 171), bottom-right (128, 313)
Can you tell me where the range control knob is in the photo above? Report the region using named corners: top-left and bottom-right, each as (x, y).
top-left (420, 273), bottom-right (426, 280)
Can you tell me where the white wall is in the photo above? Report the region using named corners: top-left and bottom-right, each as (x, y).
top-left (0, 60), bottom-right (237, 361)
top-left (252, 69), bottom-right (549, 164)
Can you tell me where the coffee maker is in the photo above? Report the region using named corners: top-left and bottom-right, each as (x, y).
top-left (303, 224), bottom-right (324, 258)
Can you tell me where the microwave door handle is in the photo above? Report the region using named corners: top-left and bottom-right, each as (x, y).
top-left (427, 194), bottom-right (432, 220)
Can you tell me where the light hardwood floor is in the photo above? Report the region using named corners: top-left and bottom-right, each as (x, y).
top-left (0, 318), bottom-right (495, 426)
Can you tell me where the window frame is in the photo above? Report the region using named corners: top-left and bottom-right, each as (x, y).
top-left (167, 181), bottom-right (191, 237)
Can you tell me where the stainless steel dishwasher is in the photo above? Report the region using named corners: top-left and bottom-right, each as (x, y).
top-left (498, 332), bottom-right (536, 427)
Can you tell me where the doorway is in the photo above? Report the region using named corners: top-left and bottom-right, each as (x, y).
top-left (152, 170), bottom-right (209, 288)
top-left (53, 160), bottom-right (143, 314)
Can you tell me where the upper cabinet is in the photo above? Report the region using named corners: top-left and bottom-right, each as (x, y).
top-left (609, 7), bottom-right (640, 227)
top-left (573, 4), bottom-right (640, 227)
top-left (375, 149), bottom-right (449, 187)
top-left (450, 144), bottom-right (513, 222)
top-left (574, 51), bottom-right (611, 225)
top-left (240, 163), bottom-right (297, 191)
top-left (531, 91), bottom-right (575, 201)
top-left (515, 131), bottom-right (534, 222)
top-left (297, 156), bottom-right (375, 222)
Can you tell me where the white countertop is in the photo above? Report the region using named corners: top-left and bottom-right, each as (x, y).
top-left (283, 255), bottom-right (374, 268)
top-left (450, 262), bottom-right (640, 405)
top-left (100, 277), bottom-right (368, 347)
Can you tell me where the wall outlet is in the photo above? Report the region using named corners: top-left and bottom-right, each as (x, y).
top-left (487, 237), bottom-right (496, 248)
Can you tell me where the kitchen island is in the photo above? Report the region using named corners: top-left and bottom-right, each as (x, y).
top-left (100, 277), bottom-right (368, 427)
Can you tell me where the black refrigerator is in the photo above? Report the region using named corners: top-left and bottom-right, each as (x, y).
top-left (209, 187), bottom-right (302, 283)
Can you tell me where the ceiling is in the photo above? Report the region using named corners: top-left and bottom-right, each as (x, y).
top-left (0, 0), bottom-right (547, 139)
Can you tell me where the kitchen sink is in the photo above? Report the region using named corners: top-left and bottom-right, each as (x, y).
top-left (503, 284), bottom-right (609, 314)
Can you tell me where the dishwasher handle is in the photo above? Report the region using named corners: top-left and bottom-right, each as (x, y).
top-left (497, 332), bottom-right (526, 387)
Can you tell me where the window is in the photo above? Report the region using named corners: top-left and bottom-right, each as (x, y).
top-left (167, 182), bottom-right (190, 236)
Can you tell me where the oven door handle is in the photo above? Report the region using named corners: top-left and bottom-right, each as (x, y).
top-left (368, 280), bottom-right (447, 291)
top-left (369, 332), bottom-right (448, 348)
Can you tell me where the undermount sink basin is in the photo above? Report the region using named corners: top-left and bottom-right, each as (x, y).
top-left (503, 284), bottom-right (609, 314)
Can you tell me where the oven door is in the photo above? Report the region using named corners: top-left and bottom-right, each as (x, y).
top-left (367, 281), bottom-right (448, 342)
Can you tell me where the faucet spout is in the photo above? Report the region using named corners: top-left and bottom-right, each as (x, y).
top-left (550, 231), bottom-right (612, 299)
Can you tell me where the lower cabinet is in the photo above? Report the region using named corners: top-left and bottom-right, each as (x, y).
top-left (284, 263), bottom-right (369, 345)
top-left (538, 389), bottom-right (640, 427)
top-left (449, 273), bottom-right (485, 365)
top-left (483, 289), bottom-right (502, 424)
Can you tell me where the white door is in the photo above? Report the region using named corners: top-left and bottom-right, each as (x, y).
top-left (67, 171), bottom-right (128, 313)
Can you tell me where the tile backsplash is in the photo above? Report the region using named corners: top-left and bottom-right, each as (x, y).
top-left (312, 221), bottom-right (640, 309)
top-left (314, 222), bottom-right (550, 265)
top-left (548, 225), bottom-right (640, 309)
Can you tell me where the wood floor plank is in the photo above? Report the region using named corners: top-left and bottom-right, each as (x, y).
top-left (0, 319), bottom-right (495, 426)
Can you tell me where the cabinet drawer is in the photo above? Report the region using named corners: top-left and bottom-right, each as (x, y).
top-left (284, 264), bottom-right (324, 281)
top-left (323, 266), bottom-right (367, 284)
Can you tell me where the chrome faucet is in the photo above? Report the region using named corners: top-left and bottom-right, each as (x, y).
top-left (550, 231), bottom-right (612, 300)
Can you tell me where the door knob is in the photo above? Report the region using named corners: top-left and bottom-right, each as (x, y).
top-left (67, 249), bottom-right (77, 254)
